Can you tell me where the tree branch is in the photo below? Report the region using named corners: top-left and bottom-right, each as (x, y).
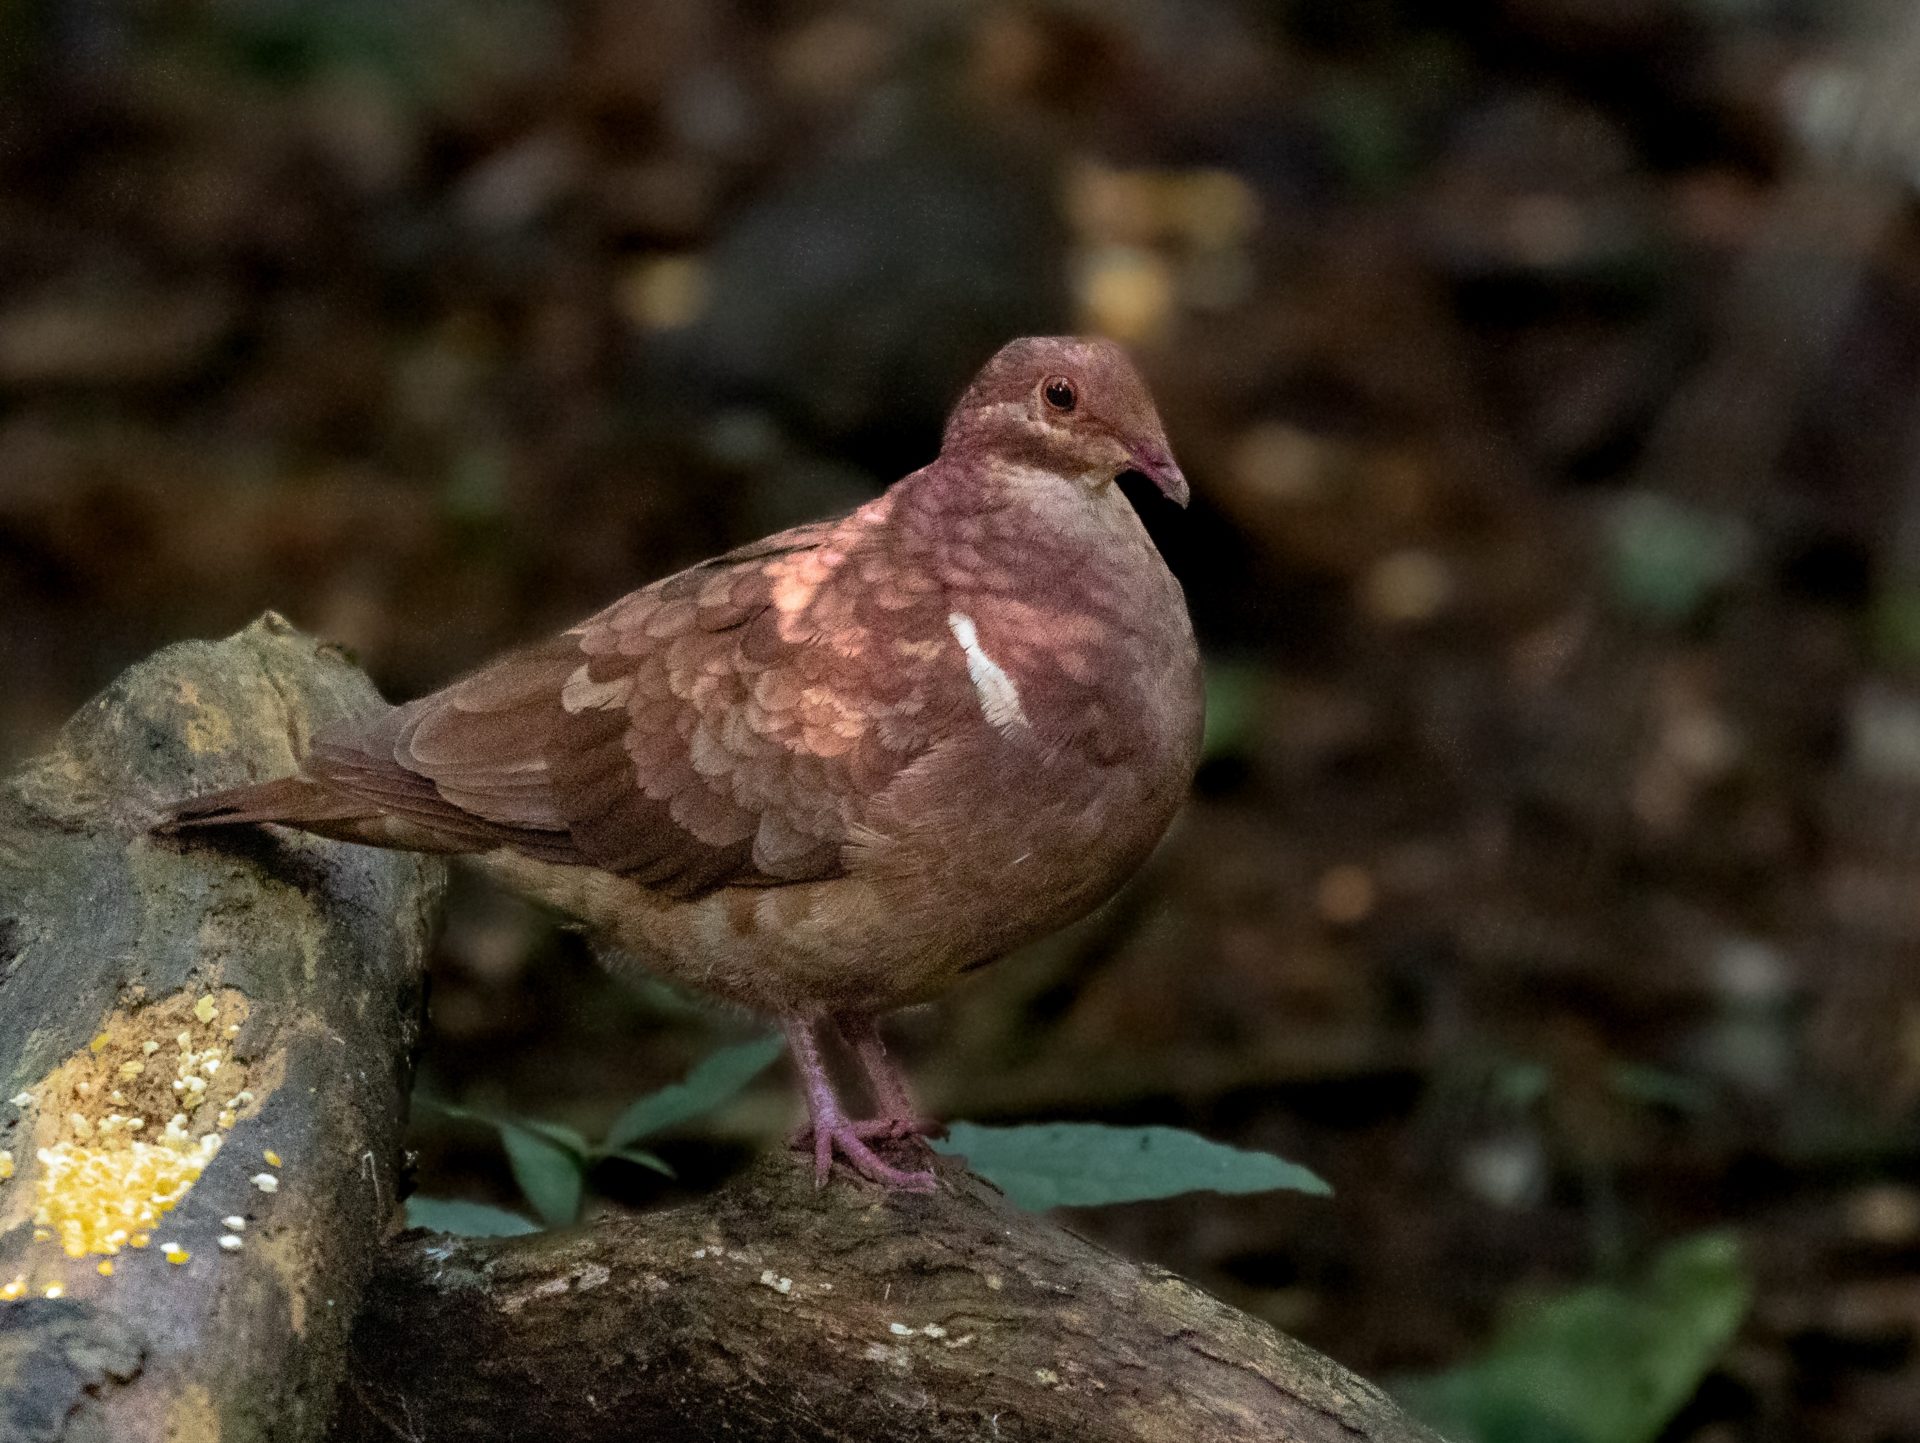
top-left (338, 1154), bottom-right (1440, 1443)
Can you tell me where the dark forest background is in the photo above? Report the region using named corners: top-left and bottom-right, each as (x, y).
top-left (6, 2), bottom-right (1920, 1438)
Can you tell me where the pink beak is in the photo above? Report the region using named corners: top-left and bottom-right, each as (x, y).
top-left (1130, 445), bottom-right (1190, 507)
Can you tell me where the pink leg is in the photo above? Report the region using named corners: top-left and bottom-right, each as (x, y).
top-left (836, 1015), bottom-right (945, 1140)
top-left (783, 1018), bottom-right (935, 1193)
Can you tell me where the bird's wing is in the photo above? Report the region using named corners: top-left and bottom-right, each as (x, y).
top-left (304, 512), bottom-right (971, 897)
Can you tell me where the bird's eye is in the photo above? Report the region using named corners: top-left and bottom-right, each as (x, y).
top-left (1042, 377), bottom-right (1077, 412)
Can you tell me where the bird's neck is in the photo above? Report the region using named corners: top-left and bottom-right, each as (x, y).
top-left (893, 454), bottom-right (1173, 626)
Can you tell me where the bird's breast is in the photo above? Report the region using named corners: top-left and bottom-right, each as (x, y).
top-left (849, 590), bottom-right (1202, 978)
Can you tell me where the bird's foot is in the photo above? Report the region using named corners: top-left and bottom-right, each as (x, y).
top-left (783, 1016), bottom-right (937, 1193)
top-left (793, 1118), bottom-right (937, 1193)
top-left (832, 1014), bottom-right (944, 1139)
top-left (788, 1113), bottom-right (944, 1146)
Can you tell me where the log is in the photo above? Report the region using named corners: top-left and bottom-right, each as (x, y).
top-left (336, 1154), bottom-right (1441, 1443)
top-left (0, 614), bottom-right (444, 1443)
top-left (0, 618), bottom-right (1440, 1443)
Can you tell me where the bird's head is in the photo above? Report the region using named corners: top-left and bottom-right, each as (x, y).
top-left (941, 336), bottom-right (1188, 507)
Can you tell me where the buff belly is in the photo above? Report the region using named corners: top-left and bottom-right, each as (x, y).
top-left (473, 750), bottom-right (1181, 1018)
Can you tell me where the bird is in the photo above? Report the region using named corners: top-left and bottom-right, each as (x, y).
top-left (158, 336), bottom-right (1205, 1192)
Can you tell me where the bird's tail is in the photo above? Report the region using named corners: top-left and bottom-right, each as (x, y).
top-left (157, 776), bottom-right (376, 835)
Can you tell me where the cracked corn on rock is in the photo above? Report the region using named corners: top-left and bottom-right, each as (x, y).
top-left (18, 990), bottom-right (261, 1262)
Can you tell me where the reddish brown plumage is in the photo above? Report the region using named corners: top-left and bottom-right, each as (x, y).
top-left (161, 336), bottom-right (1204, 1190)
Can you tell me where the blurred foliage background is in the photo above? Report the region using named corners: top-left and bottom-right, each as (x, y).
top-left (6, 0), bottom-right (1920, 1437)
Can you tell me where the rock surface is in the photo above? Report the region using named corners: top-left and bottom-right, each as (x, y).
top-left (0, 615), bottom-right (443, 1443)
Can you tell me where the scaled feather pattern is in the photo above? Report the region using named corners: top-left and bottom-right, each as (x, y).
top-left (161, 336), bottom-right (1205, 1191)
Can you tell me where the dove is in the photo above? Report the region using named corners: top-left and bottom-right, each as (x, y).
top-left (160, 336), bottom-right (1205, 1192)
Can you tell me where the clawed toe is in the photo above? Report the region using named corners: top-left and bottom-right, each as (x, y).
top-left (798, 1121), bottom-right (936, 1192)
top-left (789, 1121), bottom-right (938, 1191)
top-left (782, 1016), bottom-right (937, 1193)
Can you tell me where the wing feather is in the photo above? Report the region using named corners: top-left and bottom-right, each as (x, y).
top-left (299, 507), bottom-right (971, 899)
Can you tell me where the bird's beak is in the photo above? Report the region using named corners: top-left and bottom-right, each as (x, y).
top-left (1129, 445), bottom-right (1190, 508)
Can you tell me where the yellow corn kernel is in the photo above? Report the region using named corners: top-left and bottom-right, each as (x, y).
top-left (90, 1032), bottom-right (111, 1053)
top-left (263, 1150), bottom-right (281, 1168)
top-left (162, 1244), bottom-right (189, 1265)
top-left (96, 1260), bottom-right (113, 1277)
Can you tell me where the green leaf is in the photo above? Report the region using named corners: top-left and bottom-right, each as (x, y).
top-left (499, 1122), bottom-right (585, 1227)
top-left (601, 1035), bottom-right (784, 1151)
top-left (426, 1089), bottom-right (583, 1151)
top-left (1608, 1063), bottom-right (1712, 1114)
top-left (404, 1197), bottom-right (540, 1237)
top-left (1201, 660), bottom-right (1265, 761)
top-left (419, 1099), bottom-right (588, 1157)
top-left (1490, 1061), bottom-right (1551, 1110)
top-left (517, 1118), bottom-right (592, 1157)
top-left (1396, 1231), bottom-right (1752, 1443)
top-left (1871, 586), bottom-right (1920, 667)
top-left (931, 1122), bottom-right (1332, 1210)
top-left (606, 1147), bottom-right (677, 1179)
top-left (1604, 491), bottom-right (1747, 626)
top-left (419, 1097), bottom-right (592, 1223)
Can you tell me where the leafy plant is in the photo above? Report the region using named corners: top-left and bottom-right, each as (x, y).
top-left (419, 1034), bottom-right (784, 1230)
top-left (931, 1121), bottom-right (1331, 1210)
top-left (403, 1197), bottom-right (539, 1237)
top-left (415, 1040), bottom-right (1332, 1227)
top-left (1396, 1231), bottom-right (1752, 1443)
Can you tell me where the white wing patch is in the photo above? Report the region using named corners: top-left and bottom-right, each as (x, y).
top-left (947, 612), bottom-right (1029, 735)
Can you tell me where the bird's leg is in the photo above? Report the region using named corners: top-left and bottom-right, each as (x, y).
top-left (782, 1017), bottom-right (935, 1193)
top-left (836, 1014), bottom-right (946, 1140)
